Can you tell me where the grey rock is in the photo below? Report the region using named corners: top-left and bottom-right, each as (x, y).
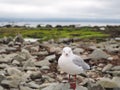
top-left (41, 66), bottom-right (50, 70)
top-left (6, 67), bottom-right (22, 76)
top-left (106, 71), bottom-right (120, 76)
top-left (6, 47), bottom-right (17, 52)
top-left (28, 81), bottom-right (40, 89)
top-left (14, 34), bottom-right (24, 43)
top-left (22, 58), bottom-right (35, 70)
top-left (102, 64), bottom-right (113, 72)
top-left (111, 66), bottom-right (120, 71)
top-left (0, 49), bottom-right (6, 54)
top-left (105, 45), bottom-right (119, 54)
top-left (0, 86), bottom-right (4, 90)
top-left (0, 54), bottom-right (16, 63)
top-left (13, 49), bottom-right (31, 62)
top-left (89, 49), bottom-right (110, 60)
top-left (8, 41), bottom-right (14, 47)
top-left (34, 55), bottom-right (55, 67)
top-left (45, 54), bottom-right (56, 62)
top-left (34, 59), bottom-right (50, 67)
top-left (35, 51), bottom-right (49, 56)
top-left (2, 36), bottom-right (9, 44)
top-left (87, 82), bottom-right (105, 90)
top-left (19, 85), bottom-right (33, 90)
top-left (73, 48), bottom-right (84, 55)
top-left (1, 79), bottom-right (20, 88)
top-left (98, 77), bottom-right (119, 88)
top-left (0, 64), bottom-right (9, 69)
top-left (12, 60), bottom-right (20, 65)
top-left (30, 46), bottom-right (39, 52)
top-left (30, 71), bottom-right (42, 80)
top-left (58, 38), bottom-right (72, 43)
top-left (41, 83), bottom-right (88, 90)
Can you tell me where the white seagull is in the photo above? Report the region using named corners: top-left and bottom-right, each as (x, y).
top-left (58, 47), bottom-right (90, 89)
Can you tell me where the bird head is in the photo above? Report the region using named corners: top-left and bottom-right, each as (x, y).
top-left (62, 47), bottom-right (73, 56)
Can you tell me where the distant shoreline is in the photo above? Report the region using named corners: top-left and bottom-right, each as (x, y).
top-left (0, 21), bottom-right (120, 27)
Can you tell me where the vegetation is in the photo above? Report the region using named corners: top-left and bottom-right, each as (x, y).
top-left (0, 25), bottom-right (109, 41)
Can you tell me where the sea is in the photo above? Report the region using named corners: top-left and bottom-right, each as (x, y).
top-left (0, 21), bottom-right (120, 27)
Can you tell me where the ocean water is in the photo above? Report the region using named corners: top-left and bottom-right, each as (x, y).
top-left (0, 21), bottom-right (120, 27)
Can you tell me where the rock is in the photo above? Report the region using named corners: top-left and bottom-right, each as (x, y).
top-left (0, 86), bottom-right (4, 90)
top-left (35, 51), bottom-right (49, 56)
top-left (102, 64), bottom-right (113, 72)
top-left (19, 85), bottom-right (33, 90)
top-left (87, 82), bottom-right (105, 90)
top-left (45, 54), bottom-right (56, 62)
top-left (13, 49), bottom-right (31, 62)
top-left (34, 59), bottom-right (50, 67)
top-left (58, 38), bottom-right (72, 43)
top-left (6, 67), bottom-right (22, 76)
top-left (0, 54), bottom-right (15, 63)
top-left (0, 49), bottom-right (6, 54)
top-left (98, 77), bottom-right (119, 88)
top-left (12, 60), bottom-right (20, 65)
top-left (105, 45), bottom-right (119, 54)
top-left (1, 79), bottom-right (20, 88)
top-left (43, 75), bottom-right (55, 82)
top-left (22, 58), bottom-right (35, 70)
top-left (8, 41), bottom-right (14, 47)
top-left (6, 47), bottom-right (17, 52)
top-left (106, 71), bottom-right (120, 76)
top-left (21, 49), bottom-right (32, 59)
top-left (2, 36), bottom-right (9, 44)
top-left (73, 48), bottom-right (84, 55)
top-left (0, 73), bottom-right (5, 82)
top-left (0, 64), bottom-right (9, 69)
top-left (89, 49), bottom-right (110, 60)
top-left (28, 81), bottom-right (40, 89)
top-left (30, 46), bottom-right (39, 53)
top-left (111, 66), bottom-right (120, 71)
top-left (41, 83), bottom-right (88, 90)
top-left (14, 34), bottom-right (24, 43)
top-left (30, 71), bottom-right (42, 80)
top-left (41, 66), bottom-right (50, 70)
top-left (34, 55), bottom-right (55, 67)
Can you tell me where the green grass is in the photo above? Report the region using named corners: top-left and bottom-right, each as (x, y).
top-left (0, 27), bottom-right (109, 41)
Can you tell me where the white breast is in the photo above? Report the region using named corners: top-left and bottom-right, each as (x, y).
top-left (58, 55), bottom-right (84, 75)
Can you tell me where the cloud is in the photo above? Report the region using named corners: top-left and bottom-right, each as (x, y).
top-left (0, 0), bottom-right (120, 19)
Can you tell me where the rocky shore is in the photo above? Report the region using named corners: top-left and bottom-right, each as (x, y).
top-left (0, 34), bottom-right (120, 90)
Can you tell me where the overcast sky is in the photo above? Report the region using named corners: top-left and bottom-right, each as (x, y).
top-left (0, 0), bottom-right (120, 19)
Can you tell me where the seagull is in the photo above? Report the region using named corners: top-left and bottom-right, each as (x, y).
top-left (58, 47), bottom-right (90, 90)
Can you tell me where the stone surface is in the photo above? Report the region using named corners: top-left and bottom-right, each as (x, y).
top-left (14, 34), bottom-right (24, 43)
top-left (98, 78), bottom-right (119, 88)
top-left (111, 66), bottom-right (120, 71)
top-left (89, 49), bottom-right (110, 60)
top-left (102, 64), bottom-right (113, 72)
top-left (73, 48), bottom-right (85, 55)
top-left (42, 83), bottom-right (88, 90)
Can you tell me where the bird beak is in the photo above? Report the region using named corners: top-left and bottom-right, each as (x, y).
top-left (65, 53), bottom-right (68, 56)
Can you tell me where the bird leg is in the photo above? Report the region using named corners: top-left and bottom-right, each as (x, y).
top-left (69, 74), bottom-right (71, 82)
top-left (70, 75), bottom-right (76, 90)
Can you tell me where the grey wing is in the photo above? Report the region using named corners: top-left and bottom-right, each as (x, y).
top-left (72, 55), bottom-right (90, 70)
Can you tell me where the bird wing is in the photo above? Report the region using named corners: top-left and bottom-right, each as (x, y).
top-left (72, 55), bottom-right (90, 70)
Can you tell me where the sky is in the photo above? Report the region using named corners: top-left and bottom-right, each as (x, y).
top-left (0, 0), bottom-right (120, 20)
